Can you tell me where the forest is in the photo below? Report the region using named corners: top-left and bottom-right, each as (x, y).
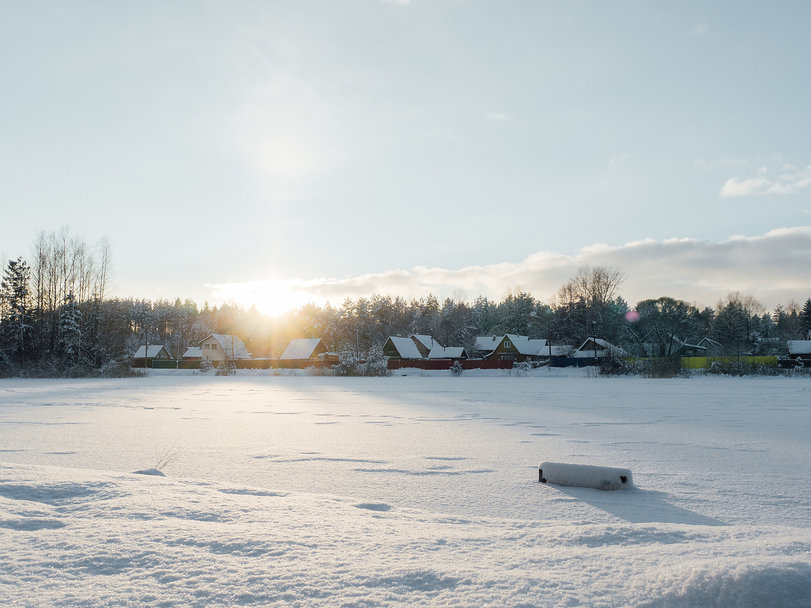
top-left (2, 229), bottom-right (810, 377)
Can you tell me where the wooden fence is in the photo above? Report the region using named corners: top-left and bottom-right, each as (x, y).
top-left (387, 359), bottom-right (513, 371)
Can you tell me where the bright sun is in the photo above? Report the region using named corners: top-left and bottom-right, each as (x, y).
top-left (211, 279), bottom-right (319, 318)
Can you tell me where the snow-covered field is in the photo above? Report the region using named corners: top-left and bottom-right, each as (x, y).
top-left (1, 371), bottom-right (810, 607)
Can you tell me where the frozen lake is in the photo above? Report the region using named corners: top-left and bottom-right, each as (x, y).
top-left (2, 373), bottom-right (810, 606)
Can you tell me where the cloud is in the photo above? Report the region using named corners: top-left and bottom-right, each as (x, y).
top-left (485, 112), bottom-right (510, 121)
top-left (209, 227), bottom-right (811, 314)
top-left (721, 165), bottom-right (811, 198)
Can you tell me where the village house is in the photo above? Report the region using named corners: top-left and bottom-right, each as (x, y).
top-left (411, 334), bottom-right (439, 358)
top-left (382, 336), bottom-right (426, 360)
top-left (695, 337), bottom-right (724, 357)
top-left (475, 334), bottom-right (555, 362)
top-left (573, 337), bottom-right (620, 359)
top-left (278, 338), bottom-right (338, 367)
top-left (181, 346), bottom-right (202, 362)
top-left (382, 335), bottom-right (449, 359)
top-left (280, 338), bottom-right (328, 361)
top-left (132, 345), bottom-right (172, 367)
top-left (427, 345), bottom-right (469, 360)
top-left (787, 340), bottom-right (811, 366)
top-left (199, 334), bottom-right (250, 363)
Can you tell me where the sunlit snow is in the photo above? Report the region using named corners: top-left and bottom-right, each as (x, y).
top-left (1, 371), bottom-right (810, 606)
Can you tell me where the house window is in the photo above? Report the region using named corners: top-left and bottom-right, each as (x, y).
top-left (504, 340), bottom-right (511, 349)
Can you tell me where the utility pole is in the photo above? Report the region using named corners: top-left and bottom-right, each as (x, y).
top-left (231, 334), bottom-right (236, 375)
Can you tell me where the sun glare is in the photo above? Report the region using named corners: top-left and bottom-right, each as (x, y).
top-left (210, 279), bottom-right (319, 318)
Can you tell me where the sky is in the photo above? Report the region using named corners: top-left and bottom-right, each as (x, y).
top-left (1, 0), bottom-right (810, 315)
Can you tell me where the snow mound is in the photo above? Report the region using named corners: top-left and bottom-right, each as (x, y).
top-left (133, 468), bottom-right (166, 477)
top-left (539, 461), bottom-right (633, 490)
top-left (635, 559), bottom-right (811, 608)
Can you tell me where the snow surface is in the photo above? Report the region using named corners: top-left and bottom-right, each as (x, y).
top-left (1, 374), bottom-right (810, 607)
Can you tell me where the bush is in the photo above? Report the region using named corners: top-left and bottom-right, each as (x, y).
top-left (598, 355), bottom-right (633, 376)
top-left (336, 347), bottom-right (389, 377)
top-left (644, 356), bottom-right (682, 378)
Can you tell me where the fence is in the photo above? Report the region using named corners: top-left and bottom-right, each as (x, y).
top-left (172, 359), bottom-right (337, 370)
top-left (679, 355), bottom-right (778, 370)
top-left (387, 359), bottom-right (514, 371)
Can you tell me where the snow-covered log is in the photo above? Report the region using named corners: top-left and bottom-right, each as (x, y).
top-left (538, 461), bottom-right (633, 490)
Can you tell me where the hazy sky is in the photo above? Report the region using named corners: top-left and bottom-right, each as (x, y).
top-left (2, 1), bottom-right (810, 314)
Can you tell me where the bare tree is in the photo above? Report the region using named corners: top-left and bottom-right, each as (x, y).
top-left (555, 266), bottom-right (625, 342)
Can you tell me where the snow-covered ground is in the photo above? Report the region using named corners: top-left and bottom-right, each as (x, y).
top-left (1, 373), bottom-right (810, 606)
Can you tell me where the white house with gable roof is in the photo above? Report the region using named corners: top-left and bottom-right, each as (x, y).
top-left (199, 334), bottom-right (250, 363)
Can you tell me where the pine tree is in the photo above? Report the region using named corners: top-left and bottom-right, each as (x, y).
top-left (0, 257), bottom-right (33, 362)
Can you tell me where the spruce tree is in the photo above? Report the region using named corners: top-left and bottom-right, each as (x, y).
top-left (0, 257), bottom-right (33, 362)
top-left (801, 298), bottom-right (811, 338)
top-left (58, 292), bottom-right (82, 361)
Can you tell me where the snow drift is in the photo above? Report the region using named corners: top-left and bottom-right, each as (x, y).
top-left (539, 461), bottom-right (633, 490)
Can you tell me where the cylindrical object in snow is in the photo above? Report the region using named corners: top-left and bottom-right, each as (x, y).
top-left (539, 461), bottom-right (633, 490)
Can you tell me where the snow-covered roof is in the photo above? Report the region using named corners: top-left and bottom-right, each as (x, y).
top-left (787, 340), bottom-right (811, 355)
top-left (696, 337), bottom-right (723, 349)
top-left (428, 346), bottom-right (467, 359)
top-left (280, 338), bottom-right (323, 360)
top-left (545, 345), bottom-right (572, 357)
top-left (506, 334), bottom-right (548, 356)
top-left (386, 336), bottom-right (424, 359)
top-left (411, 335), bottom-right (439, 351)
top-left (574, 337), bottom-right (619, 357)
top-left (473, 336), bottom-right (501, 352)
top-left (201, 334), bottom-right (251, 359)
top-left (182, 347), bottom-right (202, 359)
top-left (473, 335), bottom-right (549, 356)
top-left (577, 337), bottom-right (612, 350)
top-left (133, 345), bottom-right (169, 359)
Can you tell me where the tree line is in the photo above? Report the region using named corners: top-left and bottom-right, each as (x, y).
top-left (2, 230), bottom-right (810, 377)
